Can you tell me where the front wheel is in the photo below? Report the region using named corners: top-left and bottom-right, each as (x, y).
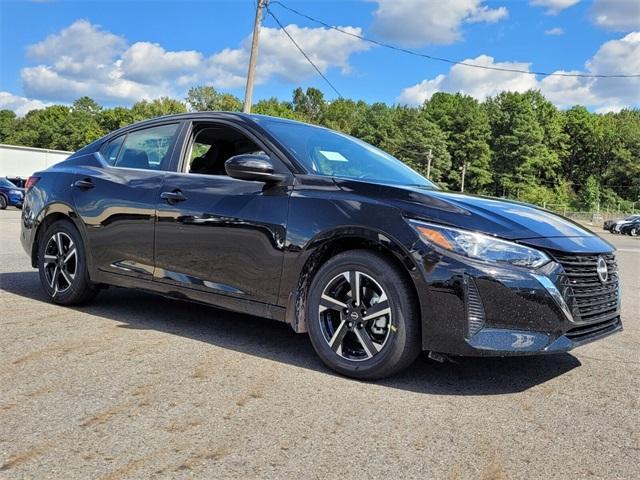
top-left (37, 220), bottom-right (98, 305)
top-left (306, 250), bottom-right (421, 380)
top-left (0, 195), bottom-right (7, 210)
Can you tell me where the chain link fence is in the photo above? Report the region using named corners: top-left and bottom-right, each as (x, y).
top-left (543, 203), bottom-right (638, 226)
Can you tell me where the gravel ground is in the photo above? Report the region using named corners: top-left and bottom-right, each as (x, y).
top-left (1, 208), bottom-right (639, 479)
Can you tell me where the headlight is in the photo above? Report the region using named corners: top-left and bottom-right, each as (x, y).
top-left (10, 190), bottom-right (22, 196)
top-left (409, 220), bottom-right (550, 269)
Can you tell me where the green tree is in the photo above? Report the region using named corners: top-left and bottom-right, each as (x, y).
top-left (72, 96), bottom-right (102, 115)
top-left (99, 107), bottom-right (136, 132)
top-left (252, 97), bottom-right (298, 119)
top-left (0, 109), bottom-right (17, 143)
top-left (388, 107), bottom-right (450, 182)
top-left (320, 99), bottom-right (367, 135)
top-left (581, 175), bottom-right (601, 210)
top-left (7, 105), bottom-right (71, 149)
top-left (130, 97), bottom-right (187, 121)
top-left (485, 92), bottom-right (558, 202)
top-left (424, 93), bottom-right (492, 193)
top-left (292, 87), bottom-right (326, 123)
top-left (186, 86), bottom-right (242, 112)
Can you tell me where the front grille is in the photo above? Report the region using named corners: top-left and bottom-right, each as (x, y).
top-left (566, 316), bottom-right (620, 340)
top-left (553, 253), bottom-right (620, 324)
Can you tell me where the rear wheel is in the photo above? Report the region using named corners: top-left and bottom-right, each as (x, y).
top-left (37, 220), bottom-right (98, 305)
top-left (306, 250), bottom-right (421, 380)
top-left (630, 227), bottom-right (638, 236)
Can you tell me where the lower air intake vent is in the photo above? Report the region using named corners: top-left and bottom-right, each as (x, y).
top-left (466, 276), bottom-right (485, 337)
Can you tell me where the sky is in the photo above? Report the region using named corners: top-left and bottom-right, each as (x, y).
top-left (0, 0), bottom-right (639, 116)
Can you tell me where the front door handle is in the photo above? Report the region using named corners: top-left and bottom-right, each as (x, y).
top-left (160, 190), bottom-right (187, 204)
top-left (73, 179), bottom-right (94, 190)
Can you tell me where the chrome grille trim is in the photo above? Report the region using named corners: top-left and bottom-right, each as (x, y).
top-left (552, 253), bottom-right (620, 324)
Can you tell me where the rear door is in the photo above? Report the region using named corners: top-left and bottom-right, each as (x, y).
top-left (153, 120), bottom-right (291, 306)
top-left (72, 122), bottom-right (182, 279)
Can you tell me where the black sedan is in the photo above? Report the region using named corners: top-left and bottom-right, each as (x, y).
top-left (620, 218), bottom-right (640, 236)
top-left (605, 214), bottom-right (640, 233)
top-left (20, 113), bottom-right (623, 379)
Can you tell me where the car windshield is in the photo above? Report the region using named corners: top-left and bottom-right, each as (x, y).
top-left (0, 178), bottom-right (17, 188)
top-left (255, 117), bottom-right (437, 188)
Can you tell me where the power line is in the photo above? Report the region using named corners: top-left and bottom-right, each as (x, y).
top-left (265, 5), bottom-right (343, 98)
top-left (270, 0), bottom-right (640, 79)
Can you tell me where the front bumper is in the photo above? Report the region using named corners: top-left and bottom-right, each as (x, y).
top-left (466, 317), bottom-right (622, 355)
top-left (413, 246), bottom-right (622, 356)
top-left (8, 194), bottom-right (23, 207)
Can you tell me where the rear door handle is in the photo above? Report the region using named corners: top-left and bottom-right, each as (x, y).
top-left (160, 190), bottom-right (187, 203)
top-left (73, 179), bottom-right (94, 190)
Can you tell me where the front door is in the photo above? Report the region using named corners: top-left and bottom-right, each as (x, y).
top-left (153, 121), bottom-right (291, 306)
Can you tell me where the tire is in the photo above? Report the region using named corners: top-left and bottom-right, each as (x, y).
top-left (306, 250), bottom-right (421, 380)
top-left (37, 219), bottom-right (98, 305)
top-left (630, 227), bottom-right (638, 236)
top-left (0, 195), bottom-right (7, 210)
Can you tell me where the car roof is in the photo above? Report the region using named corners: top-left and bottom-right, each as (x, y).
top-left (117, 111), bottom-right (306, 130)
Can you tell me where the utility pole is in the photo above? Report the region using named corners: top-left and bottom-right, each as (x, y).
top-left (426, 149), bottom-right (433, 180)
top-left (243, 0), bottom-right (266, 113)
top-left (460, 162), bottom-right (468, 192)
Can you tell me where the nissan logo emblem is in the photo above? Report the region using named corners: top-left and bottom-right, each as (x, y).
top-left (596, 256), bottom-right (608, 283)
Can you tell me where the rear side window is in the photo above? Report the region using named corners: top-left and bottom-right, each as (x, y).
top-left (99, 135), bottom-right (125, 166)
top-left (114, 123), bottom-right (179, 170)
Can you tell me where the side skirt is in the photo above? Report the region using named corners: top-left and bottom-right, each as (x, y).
top-left (91, 270), bottom-right (287, 323)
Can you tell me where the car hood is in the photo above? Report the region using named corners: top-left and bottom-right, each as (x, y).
top-left (334, 179), bottom-right (613, 251)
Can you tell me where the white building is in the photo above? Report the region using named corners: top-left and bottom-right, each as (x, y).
top-left (0, 143), bottom-right (73, 181)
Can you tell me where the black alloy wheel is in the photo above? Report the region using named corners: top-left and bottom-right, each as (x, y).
top-left (307, 250), bottom-right (420, 380)
top-left (38, 220), bottom-right (98, 305)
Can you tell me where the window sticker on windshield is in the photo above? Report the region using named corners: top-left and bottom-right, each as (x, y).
top-left (319, 150), bottom-right (348, 162)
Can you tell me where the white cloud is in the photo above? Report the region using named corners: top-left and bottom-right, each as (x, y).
top-left (0, 92), bottom-right (49, 116)
top-left (120, 42), bottom-right (203, 85)
top-left (545, 27), bottom-right (565, 35)
top-left (538, 72), bottom-right (600, 108)
top-left (27, 20), bottom-right (126, 81)
top-left (399, 32), bottom-right (640, 112)
top-left (591, 0), bottom-right (640, 31)
top-left (530, 0), bottom-right (580, 15)
top-left (586, 31), bottom-right (640, 105)
top-left (19, 20), bottom-right (371, 104)
top-left (398, 55), bottom-right (538, 104)
top-left (370, 0), bottom-right (508, 46)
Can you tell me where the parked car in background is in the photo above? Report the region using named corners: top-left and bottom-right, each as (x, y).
top-left (0, 177), bottom-right (24, 209)
top-left (607, 214), bottom-right (640, 233)
top-left (19, 113), bottom-right (623, 379)
top-left (619, 218), bottom-right (640, 236)
top-left (7, 177), bottom-right (27, 188)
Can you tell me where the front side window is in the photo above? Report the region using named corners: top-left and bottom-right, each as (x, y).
top-left (184, 124), bottom-right (266, 175)
top-left (114, 123), bottom-right (179, 170)
top-left (254, 117), bottom-right (437, 188)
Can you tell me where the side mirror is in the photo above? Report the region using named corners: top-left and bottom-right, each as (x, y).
top-left (225, 155), bottom-right (288, 183)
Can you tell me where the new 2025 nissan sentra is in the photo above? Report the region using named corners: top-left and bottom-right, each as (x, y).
top-left (20, 113), bottom-right (623, 379)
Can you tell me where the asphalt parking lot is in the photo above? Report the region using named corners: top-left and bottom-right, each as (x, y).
top-left (1, 208), bottom-right (638, 480)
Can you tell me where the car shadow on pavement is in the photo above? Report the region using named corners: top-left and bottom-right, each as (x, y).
top-left (1, 270), bottom-right (581, 396)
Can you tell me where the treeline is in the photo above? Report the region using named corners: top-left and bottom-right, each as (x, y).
top-left (1, 86), bottom-right (638, 211)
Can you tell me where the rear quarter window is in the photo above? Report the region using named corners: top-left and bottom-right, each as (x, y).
top-left (99, 135), bottom-right (125, 166)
